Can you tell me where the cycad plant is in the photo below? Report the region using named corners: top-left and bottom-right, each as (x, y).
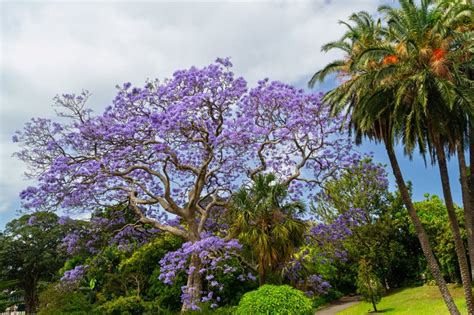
top-left (228, 173), bottom-right (308, 285)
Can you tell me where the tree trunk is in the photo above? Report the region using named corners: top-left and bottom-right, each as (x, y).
top-left (385, 141), bottom-right (460, 315)
top-left (458, 144), bottom-right (474, 280)
top-left (181, 253), bottom-right (203, 312)
top-left (181, 219), bottom-right (203, 312)
top-left (371, 296), bottom-right (378, 313)
top-left (435, 142), bottom-right (474, 314)
top-left (259, 266), bottom-right (266, 286)
top-left (470, 126), bottom-right (474, 267)
top-left (24, 280), bottom-right (37, 314)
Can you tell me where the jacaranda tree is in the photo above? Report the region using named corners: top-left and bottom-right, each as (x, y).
top-left (14, 58), bottom-right (357, 310)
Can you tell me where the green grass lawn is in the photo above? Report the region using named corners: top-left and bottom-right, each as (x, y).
top-left (336, 285), bottom-right (467, 315)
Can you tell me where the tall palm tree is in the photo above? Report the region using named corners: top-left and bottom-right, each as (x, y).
top-left (372, 2), bottom-right (474, 312)
top-left (443, 0), bottom-right (474, 281)
top-left (227, 173), bottom-right (307, 285)
top-left (310, 1), bottom-right (473, 312)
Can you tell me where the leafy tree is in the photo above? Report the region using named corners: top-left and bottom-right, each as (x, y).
top-left (227, 173), bottom-right (307, 285)
top-left (356, 259), bottom-right (383, 312)
top-left (314, 159), bottom-right (424, 289)
top-left (415, 194), bottom-right (467, 283)
top-left (118, 233), bottom-right (184, 311)
top-left (14, 59), bottom-right (359, 310)
top-left (0, 212), bottom-right (68, 313)
top-left (38, 284), bottom-right (93, 315)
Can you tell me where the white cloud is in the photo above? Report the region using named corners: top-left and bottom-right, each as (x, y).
top-left (0, 0), bottom-right (385, 217)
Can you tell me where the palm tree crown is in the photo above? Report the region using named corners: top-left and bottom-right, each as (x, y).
top-left (227, 173), bottom-right (307, 285)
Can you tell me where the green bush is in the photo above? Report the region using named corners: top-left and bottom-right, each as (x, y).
top-left (313, 289), bottom-right (344, 309)
top-left (96, 296), bottom-right (146, 315)
top-left (38, 284), bottom-right (93, 315)
top-left (235, 285), bottom-right (313, 315)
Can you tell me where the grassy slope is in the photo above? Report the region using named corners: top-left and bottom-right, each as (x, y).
top-left (336, 285), bottom-right (467, 315)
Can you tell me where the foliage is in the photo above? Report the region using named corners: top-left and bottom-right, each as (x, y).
top-left (227, 173), bottom-right (307, 285)
top-left (0, 212), bottom-right (69, 313)
top-left (356, 259), bottom-right (384, 312)
top-left (313, 159), bottom-right (425, 292)
top-left (38, 284), bottom-right (93, 315)
top-left (235, 284), bottom-right (313, 315)
top-left (315, 158), bottom-right (389, 221)
top-left (414, 194), bottom-right (466, 283)
top-left (87, 233), bottom-right (184, 311)
top-left (0, 291), bottom-right (11, 312)
top-left (95, 296), bottom-right (147, 315)
top-left (38, 232), bottom-right (186, 314)
top-left (119, 233), bottom-right (183, 310)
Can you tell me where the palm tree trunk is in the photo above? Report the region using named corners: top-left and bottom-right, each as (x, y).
top-left (385, 141), bottom-right (460, 315)
top-left (470, 127), bottom-right (474, 260)
top-left (435, 142), bottom-right (474, 314)
top-left (458, 144), bottom-right (474, 279)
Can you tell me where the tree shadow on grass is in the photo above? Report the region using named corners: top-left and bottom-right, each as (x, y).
top-left (368, 308), bottom-right (395, 313)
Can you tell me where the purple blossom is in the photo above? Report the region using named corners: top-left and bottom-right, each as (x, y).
top-left (61, 265), bottom-right (88, 283)
top-left (159, 236), bottom-right (244, 309)
top-left (27, 215), bottom-right (37, 226)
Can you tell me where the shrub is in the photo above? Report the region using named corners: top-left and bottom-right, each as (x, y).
top-left (38, 284), bottom-right (93, 315)
top-left (96, 296), bottom-right (146, 315)
top-left (235, 285), bottom-right (313, 315)
top-left (312, 289), bottom-right (344, 309)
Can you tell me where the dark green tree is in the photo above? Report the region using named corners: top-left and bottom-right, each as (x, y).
top-left (0, 212), bottom-right (68, 313)
top-left (415, 194), bottom-right (467, 284)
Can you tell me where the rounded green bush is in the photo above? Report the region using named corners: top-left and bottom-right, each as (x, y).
top-left (235, 284), bottom-right (313, 315)
top-left (96, 296), bottom-right (146, 315)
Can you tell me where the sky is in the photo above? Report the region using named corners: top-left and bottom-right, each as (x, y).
top-left (0, 0), bottom-right (464, 229)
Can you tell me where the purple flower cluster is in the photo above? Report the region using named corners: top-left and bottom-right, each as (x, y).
top-left (14, 58), bottom-right (356, 233)
top-left (27, 215), bottom-right (37, 226)
top-left (310, 208), bottom-right (366, 245)
top-left (304, 274), bottom-right (332, 296)
top-left (60, 264), bottom-right (88, 283)
top-left (159, 236), bottom-right (249, 310)
top-left (304, 207), bottom-right (367, 269)
top-left (284, 253), bottom-right (332, 296)
top-left (59, 210), bottom-right (155, 255)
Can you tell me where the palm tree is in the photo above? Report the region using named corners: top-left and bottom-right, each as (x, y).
top-left (227, 173), bottom-right (308, 285)
top-left (309, 1), bottom-right (473, 312)
top-left (372, 2), bottom-right (474, 312)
